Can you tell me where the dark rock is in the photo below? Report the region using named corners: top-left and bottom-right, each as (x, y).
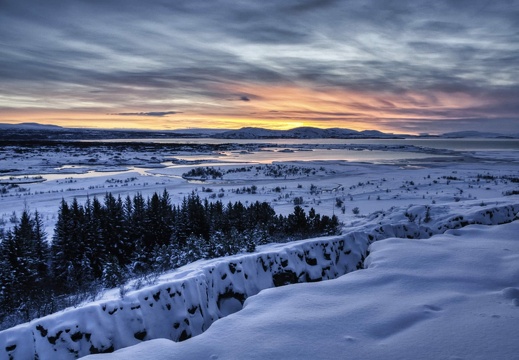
top-left (70, 332), bottom-right (83, 342)
top-left (47, 330), bottom-right (63, 345)
top-left (228, 263), bottom-right (237, 274)
top-left (89, 344), bottom-right (114, 354)
top-left (178, 330), bottom-right (191, 342)
top-left (258, 257), bottom-right (269, 272)
top-left (134, 330), bottom-right (147, 341)
top-left (305, 257), bottom-right (317, 266)
top-left (273, 270), bottom-right (298, 287)
top-left (36, 324), bottom-right (48, 337)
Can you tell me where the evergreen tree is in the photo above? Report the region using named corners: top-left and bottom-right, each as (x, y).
top-left (0, 231), bottom-right (21, 314)
top-left (26, 211), bottom-right (50, 315)
top-left (207, 231), bottom-right (226, 258)
top-left (186, 193), bottom-right (209, 239)
top-left (51, 198), bottom-right (87, 293)
top-left (51, 199), bottom-right (71, 293)
top-left (145, 192), bottom-right (173, 249)
top-left (287, 206), bottom-right (308, 237)
top-left (0, 210), bottom-right (50, 321)
top-left (84, 196), bottom-right (105, 279)
top-left (32, 211), bottom-right (49, 280)
top-left (128, 193), bottom-right (148, 274)
top-left (102, 193), bottom-right (128, 267)
top-left (173, 199), bottom-right (190, 245)
top-left (102, 257), bottom-right (125, 289)
top-left (183, 234), bottom-right (207, 263)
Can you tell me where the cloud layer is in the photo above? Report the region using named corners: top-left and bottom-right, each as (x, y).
top-left (1, 0), bottom-right (518, 133)
top-left (111, 111), bottom-right (180, 117)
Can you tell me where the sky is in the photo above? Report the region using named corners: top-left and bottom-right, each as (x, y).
top-left (1, 0), bottom-right (519, 134)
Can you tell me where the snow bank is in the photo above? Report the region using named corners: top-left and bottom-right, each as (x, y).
top-left (0, 202), bottom-right (518, 360)
top-left (0, 233), bottom-right (369, 360)
top-left (85, 220), bottom-right (519, 360)
top-left (360, 201), bottom-right (519, 241)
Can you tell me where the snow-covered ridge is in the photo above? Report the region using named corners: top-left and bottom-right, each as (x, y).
top-left (0, 233), bottom-right (370, 360)
top-left (1, 202), bottom-right (518, 360)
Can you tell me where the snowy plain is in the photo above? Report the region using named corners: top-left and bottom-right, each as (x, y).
top-left (0, 138), bottom-right (518, 359)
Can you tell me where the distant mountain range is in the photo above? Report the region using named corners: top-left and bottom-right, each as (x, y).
top-left (0, 123), bottom-right (227, 141)
top-left (0, 122), bottom-right (227, 136)
top-left (214, 127), bottom-right (403, 139)
top-left (212, 127), bottom-right (519, 139)
top-left (0, 122), bottom-right (63, 130)
top-left (439, 131), bottom-right (519, 139)
top-left (0, 123), bottom-right (517, 140)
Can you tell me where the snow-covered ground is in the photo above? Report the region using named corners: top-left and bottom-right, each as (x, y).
top-left (83, 220), bottom-right (519, 360)
top-left (1, 200), bottom-right (518, 360)
top-left (1, 140), bottom-right (518, 239)
top-left (0, 139), bottom-right (518, 359)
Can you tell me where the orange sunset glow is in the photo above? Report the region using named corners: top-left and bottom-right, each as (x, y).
top-left (1, 84), bottom-right (507, 134)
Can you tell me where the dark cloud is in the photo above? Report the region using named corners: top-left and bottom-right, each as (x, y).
top-left (412, 21), bottom-right (468, 34)
top-left (111, 111), bottom-right (180, 117)
top-left (232, 27), bottom-right (310, 44)
top-left (240, 96), bottom-right (251, 102)
top-left (284, 0), bottom-right (338, 13)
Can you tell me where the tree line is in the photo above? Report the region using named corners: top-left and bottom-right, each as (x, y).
top-left (0, 190), bottom-right (339, 329)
